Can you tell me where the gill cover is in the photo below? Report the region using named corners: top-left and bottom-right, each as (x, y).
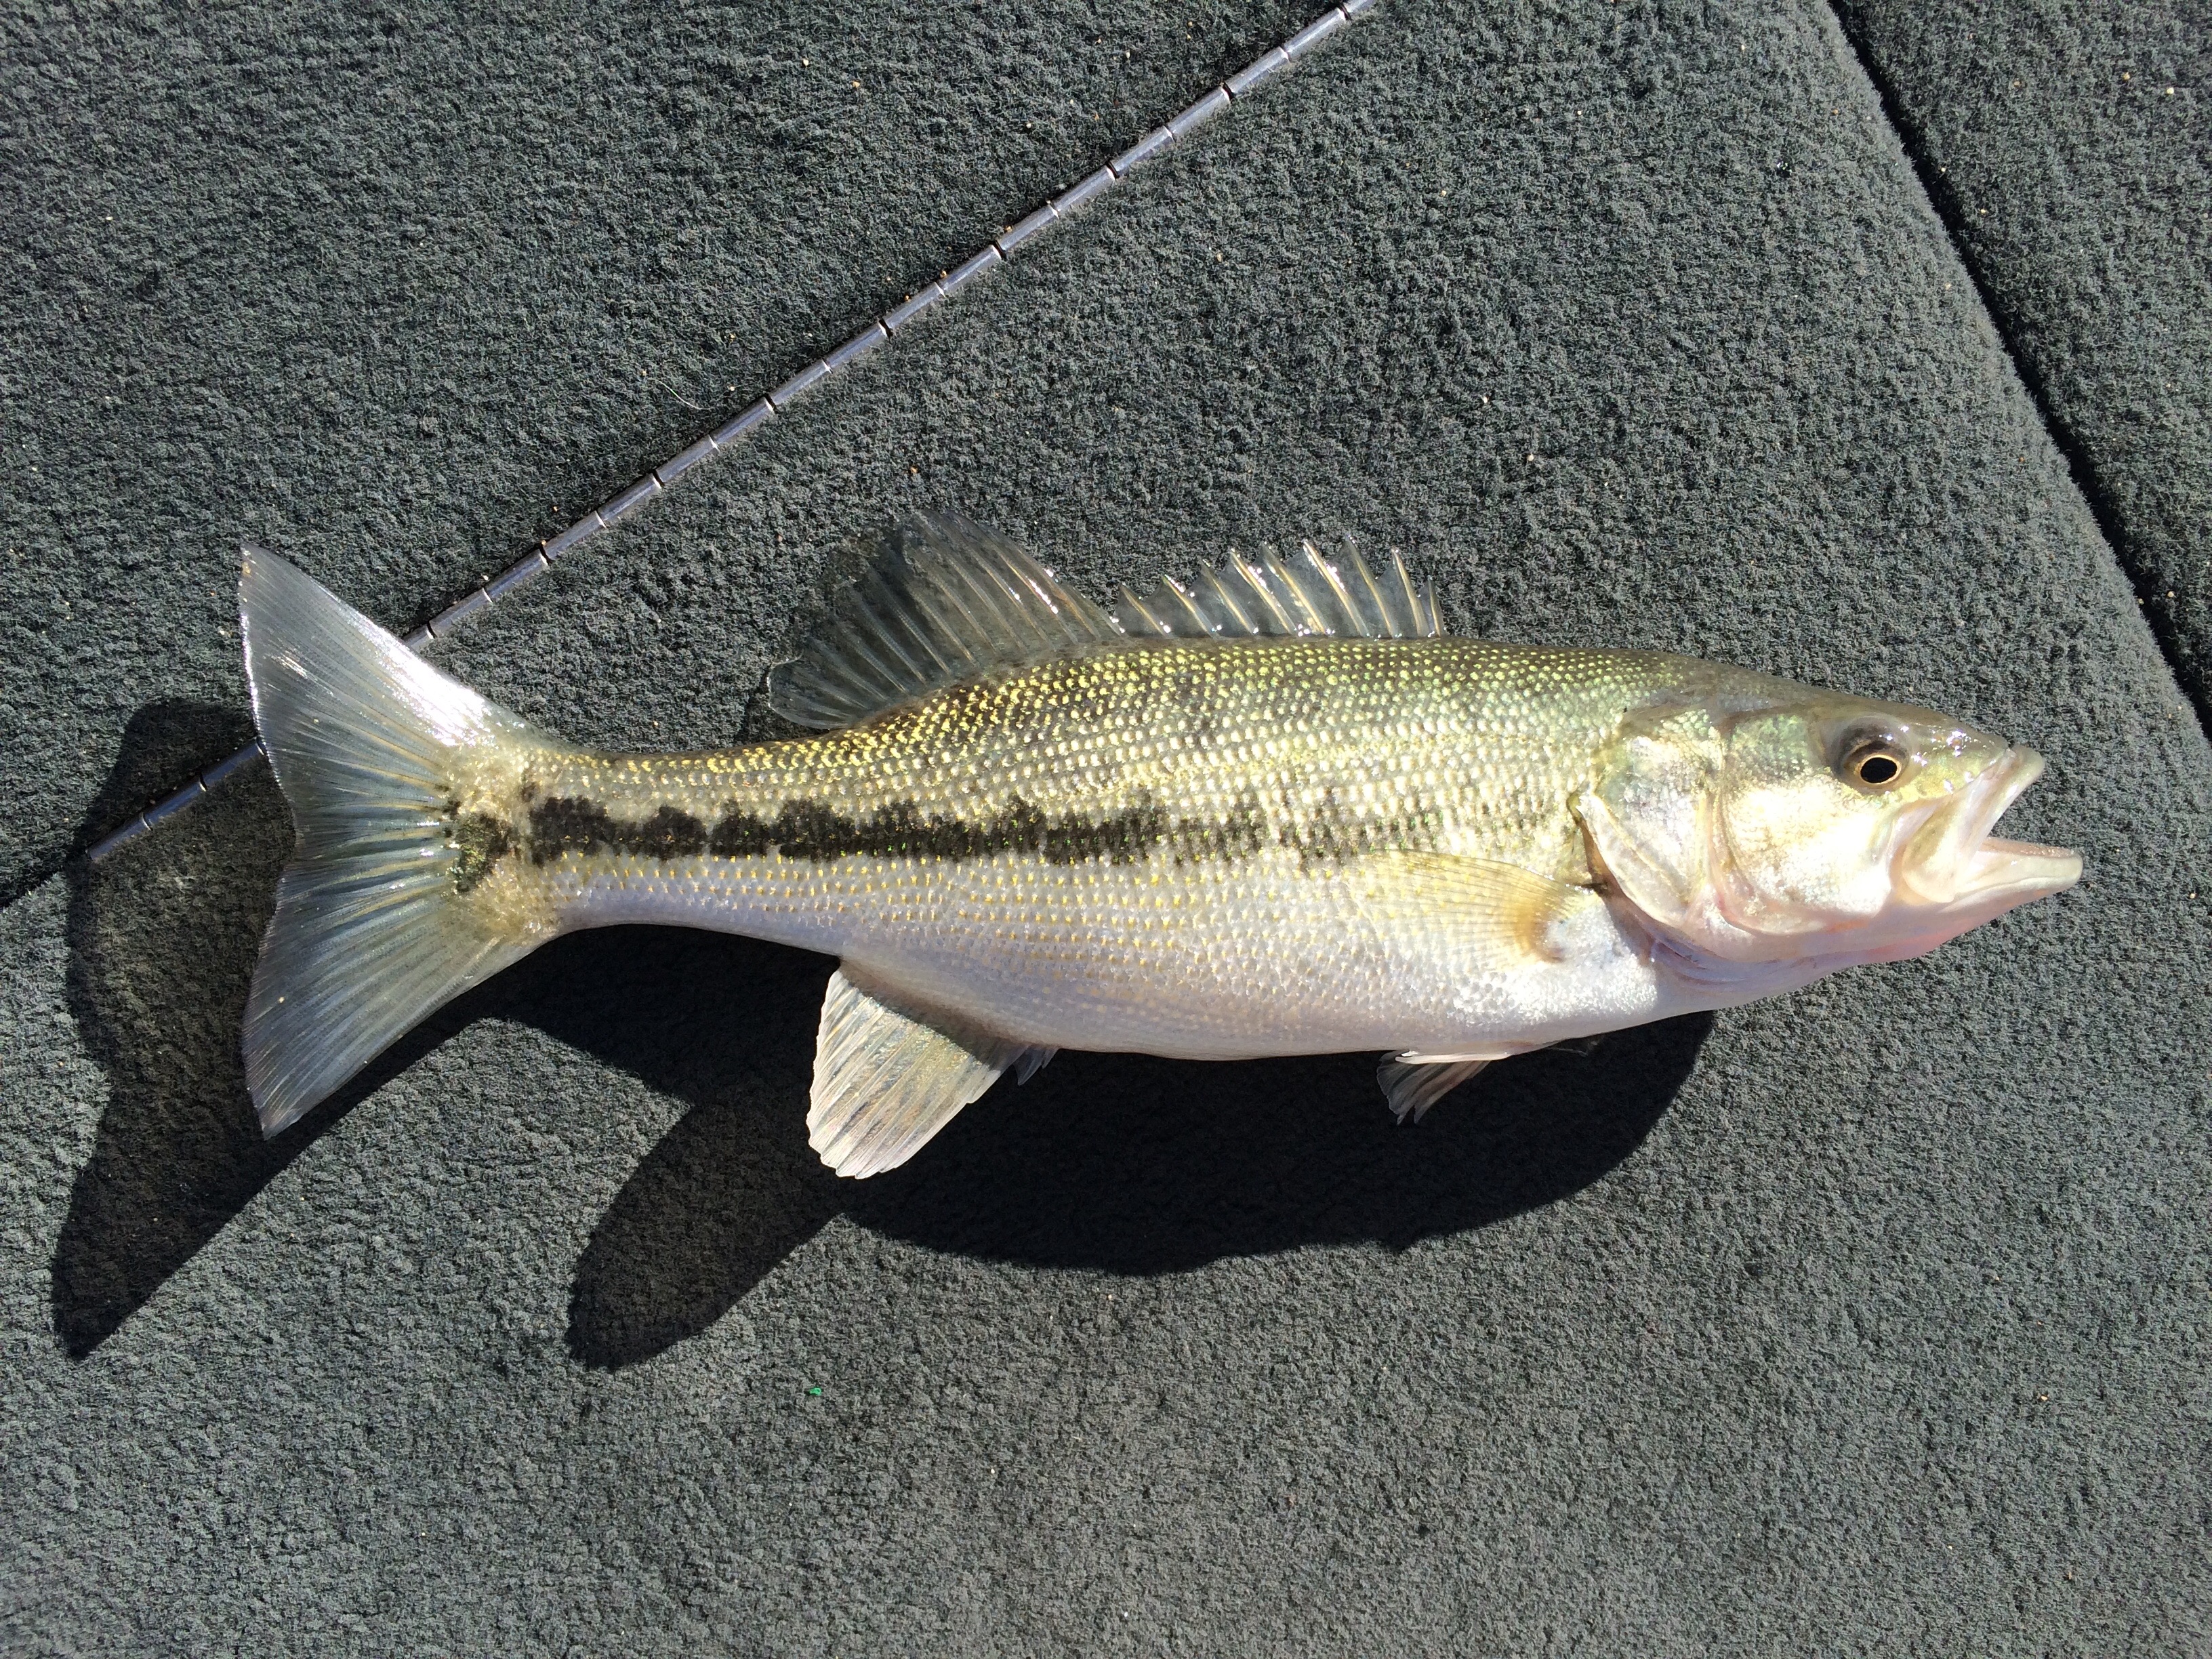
top-left (1576, 688), bottom-right (2079, 975)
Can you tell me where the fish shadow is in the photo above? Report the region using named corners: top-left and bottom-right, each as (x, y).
top-left (581, 997), bottom-right (1708, 1366)
top-left (843, 1017), bottom-right (1707, 1276)
top-left (58, 701), bottom-right (300, 1359)
top-left (56, 699), bottom-right (1708, 1368)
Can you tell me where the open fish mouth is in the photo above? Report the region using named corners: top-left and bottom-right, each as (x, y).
top-left (1896, 746), bottom-right (2082, 914)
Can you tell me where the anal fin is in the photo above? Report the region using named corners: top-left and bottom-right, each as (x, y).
top-left (808, 968), bottom-right (1050, 1179)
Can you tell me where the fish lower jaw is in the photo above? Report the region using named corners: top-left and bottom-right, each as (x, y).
top-left (1652, 846), bottom-right (2079, 977)
top-left (1877, 739), bottom-right (2079, 921)
top-left (1892, 835), bottom-right (2083, 913)
top-left (1629, 868), bottom-right (2069, 1001)
top-left (1957, 837), bottom-right (2083, 903)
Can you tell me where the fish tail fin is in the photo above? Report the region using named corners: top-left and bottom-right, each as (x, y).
top-left (240, 548), bottom-right (555, 1135)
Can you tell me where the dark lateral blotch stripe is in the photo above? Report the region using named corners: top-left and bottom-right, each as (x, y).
top-left (527, 792), bottom-right (1178, 869)
top-left (529, 798), bottom-right (708, 865)
top-left (520, 790), bottom-right (1417, 871)
top-left (448, 810), bottom-right (515, 894)
top-left (706, 796), bottom-right (1171, 865)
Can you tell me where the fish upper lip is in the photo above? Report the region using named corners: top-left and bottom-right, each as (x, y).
top-left (1897, 746), bottom-right (2081, 908)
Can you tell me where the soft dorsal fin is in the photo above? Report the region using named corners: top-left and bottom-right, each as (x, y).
top-left (807, 967), bottom-right (1053, 1179)
top-left (767, 513), bottom-right (1122, 730)
top-left (1109, 538), bottom-right (1440, 641)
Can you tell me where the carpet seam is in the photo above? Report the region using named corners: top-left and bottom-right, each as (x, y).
top-left (1822, 0), bottom-right (2212, 747)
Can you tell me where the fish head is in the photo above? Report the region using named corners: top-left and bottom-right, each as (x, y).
top-left (1580, 684), bottom-right (2081, 982)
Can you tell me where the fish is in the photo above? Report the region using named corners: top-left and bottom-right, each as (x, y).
top-left (237, 514), bottom-right (2081, 1176)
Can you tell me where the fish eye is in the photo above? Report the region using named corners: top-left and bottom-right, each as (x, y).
top-left (1842, 739), bottom-right (1908, 791)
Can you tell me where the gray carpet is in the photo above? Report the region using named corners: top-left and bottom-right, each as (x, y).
top-left (4, 1), bottom-right (2207, 1652)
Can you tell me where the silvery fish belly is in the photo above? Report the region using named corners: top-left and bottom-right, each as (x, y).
top-left (237, 515), bottom-right (2081, 1178)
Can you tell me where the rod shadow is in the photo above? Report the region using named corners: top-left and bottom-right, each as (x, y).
top-left (58, 699), bottom-right (1710, 1368)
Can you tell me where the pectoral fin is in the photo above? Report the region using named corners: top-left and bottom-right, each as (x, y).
top-left (808, 968), bottom-right (1050, 1179)
top-left (1356, 851), bottom-right (1591, 964)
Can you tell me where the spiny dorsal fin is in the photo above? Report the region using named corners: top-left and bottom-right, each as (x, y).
top-left (807, 967), bottom-right (1052, 1179)
top-left (1109, 538), bottom-right (1440, 641)
top-left (769, 517), bottom-right (1441, 731)
top-left (767, 513), bottom-right (1122, 731)
top-left (1377, 1055), bottom-right (1496, 1123)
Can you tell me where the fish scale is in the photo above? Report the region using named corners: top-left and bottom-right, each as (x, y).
top-left (232, 514), bottom-right (2078, 1173)
top-left (501, 638), bottom-right (1661, 1060)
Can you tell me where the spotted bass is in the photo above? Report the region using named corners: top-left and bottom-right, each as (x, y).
top-left (240, 516), bottom-right (2080, 1175)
